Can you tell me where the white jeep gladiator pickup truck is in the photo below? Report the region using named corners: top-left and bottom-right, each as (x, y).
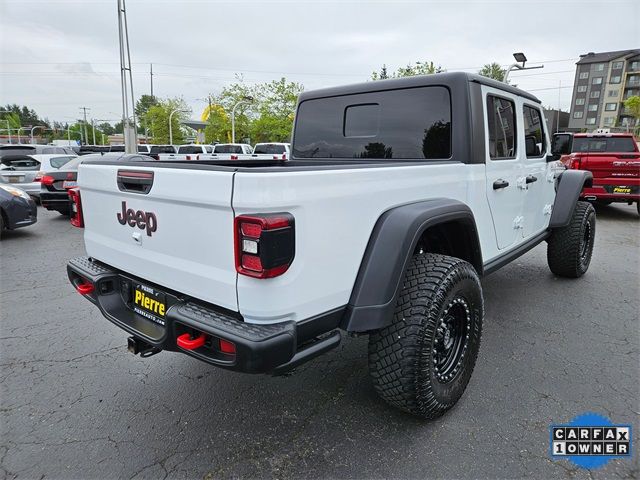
top-left (67, 73), bottom-right (594, 419)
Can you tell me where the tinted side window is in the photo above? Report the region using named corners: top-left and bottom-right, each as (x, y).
top-left (293, 86), bottom-right (451, 160)
top-left (487, 95), bottom-right (517, 159)
top-left (523, 105), bottom-right (545, 158)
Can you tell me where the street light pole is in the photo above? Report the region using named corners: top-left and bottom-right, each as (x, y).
top-left (168, 109), bottom-right (188, 145)
top-left (30, 125), bottom-right (45, 144)
top-left (502, 52), bottom-right (544, 83)
top-left (231, 96), bottom-right (254, 144)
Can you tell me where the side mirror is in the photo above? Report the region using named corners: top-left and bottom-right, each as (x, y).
top-left (549, 133), bottom-right (572, 162)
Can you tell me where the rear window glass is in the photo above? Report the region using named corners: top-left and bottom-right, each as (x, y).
top-left (1, 156), bottom-right (40, 169)
top-left (177, 146), bottom-right (203, 154)
top-left (253, 144), bottom-right (288, 154)
top-left (49, 156), bottom-right (75, 169)
top-left (149, 145), bottom-right (176, 154)
top-left (214, 145), bottom-right (243, 154)
top-left (110, 145), bottom-right (125, 152)
top-left (137, 145), bottom-right (150, 153)
top-left (293, 86), bottom-right (451, 160)
top-left (572, 137), bottom-right (637, 153)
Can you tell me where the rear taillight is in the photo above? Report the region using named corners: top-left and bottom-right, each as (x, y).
top-left (234, 213), bottom-right (295, 278)
top-left (68, 187), bottom-right (84, 228)
top-left (569, 154), bottom-right (581, 170)
top-left (230, 155), bottom-right (238, 160)
top-left (41, 175), bottom-right (55, 186)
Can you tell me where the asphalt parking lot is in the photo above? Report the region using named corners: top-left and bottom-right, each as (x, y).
top-left (1, 204), bottom-right (639, 479)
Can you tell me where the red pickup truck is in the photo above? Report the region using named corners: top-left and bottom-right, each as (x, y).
top-left (553, 132), bottom-right (640, 215)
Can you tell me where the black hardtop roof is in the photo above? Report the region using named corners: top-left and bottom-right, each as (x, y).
top-left (298, 71), bottom-right (541, 104)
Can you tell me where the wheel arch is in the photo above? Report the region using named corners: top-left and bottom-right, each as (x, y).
top-left (549, 169), bottom-right (593, 229)
top-left (341, 198), bottom-right (483, 332)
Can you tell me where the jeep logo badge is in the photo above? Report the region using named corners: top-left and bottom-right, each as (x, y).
top-left (117, 201), bottom-right (157, 237)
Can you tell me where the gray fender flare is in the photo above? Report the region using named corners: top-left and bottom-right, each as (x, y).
top-left (549, 169), bottom-right (594, 228)
top-left (341, 198), bottom-right (482, 332)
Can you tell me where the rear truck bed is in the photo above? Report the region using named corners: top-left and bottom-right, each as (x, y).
top-left (68, 157), bottom-right (495, 373)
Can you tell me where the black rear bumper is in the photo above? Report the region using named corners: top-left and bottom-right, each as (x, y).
top-left (67, 257), bottom-right (341, 373)
top-left (40, 192), bottom-right (69, 212)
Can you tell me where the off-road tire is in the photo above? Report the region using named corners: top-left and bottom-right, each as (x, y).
top-left (368, 253), bottom-right (483, 419)
top-left (547, 201), bottom-right (595, 278)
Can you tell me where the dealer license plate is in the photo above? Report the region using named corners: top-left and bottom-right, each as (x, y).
top-left (63, 180), bottom-right (77, 189)
top-left (132, 283), bottom-right (166, 325)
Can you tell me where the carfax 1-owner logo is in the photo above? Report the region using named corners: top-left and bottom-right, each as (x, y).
top-left (551, 413), bottom-right (633, 469)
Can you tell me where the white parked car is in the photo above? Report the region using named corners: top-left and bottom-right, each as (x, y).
top-left (0, 154), bottom-right (76, 200)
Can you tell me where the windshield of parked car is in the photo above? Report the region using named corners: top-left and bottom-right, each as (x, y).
top-left (572, 137), bottom-right (637, 153)
top-left (253, 144), bottom-right (287, 154)
top-left (149, 145), bottom-right (175, 154)
top-left (214, 145), bottom-right (243, 154)
top-left (293, 86), bottom-right (452, 160)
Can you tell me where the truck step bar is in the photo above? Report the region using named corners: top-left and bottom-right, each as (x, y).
top-left (272, 331), bottom-right (342, 375)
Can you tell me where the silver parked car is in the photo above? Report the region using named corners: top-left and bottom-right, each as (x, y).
top-left (0, 154), bottom-right (76, 201)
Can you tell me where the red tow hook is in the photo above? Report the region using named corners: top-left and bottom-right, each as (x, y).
top-left (177, 333), bottom-right (206, 350)
top-left (75, 282), bottom-right (95, 295)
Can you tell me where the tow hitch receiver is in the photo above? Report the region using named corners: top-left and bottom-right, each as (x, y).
top-left (127, 336), bottom-right (161, 358)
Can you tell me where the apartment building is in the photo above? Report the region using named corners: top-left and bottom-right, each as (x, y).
top-left (568, 49), bottom-right (640, 131)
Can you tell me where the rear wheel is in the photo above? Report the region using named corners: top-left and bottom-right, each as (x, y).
top-left (547, 201), bottom-right (595, 278)
top-left (368, 253), bottom-right (483, 419)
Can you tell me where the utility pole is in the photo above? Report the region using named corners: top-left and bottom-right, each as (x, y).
top-left (150, 63), bottom-right (154, 99)
top-left (80, 107), bottom-right (90, 145)
top-left (118, 0), bottom-right (137, 153)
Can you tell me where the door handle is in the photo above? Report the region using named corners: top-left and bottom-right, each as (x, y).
top-left (493, 179), bottom-right (510, 190)
top-left (526, 175), bottom-right (538, 184)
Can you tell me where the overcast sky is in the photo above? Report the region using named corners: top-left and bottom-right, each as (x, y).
top-left (1, 0), bottom-right (639, 125)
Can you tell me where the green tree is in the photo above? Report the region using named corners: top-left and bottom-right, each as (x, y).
top-left (478, 63), bottom-right (506, 82)
top-left (250, 78), bottom-right (303, 143)
top-left (135, 94), bottom-right (158, 119)
top-left (371, 60), bottom-right (444, 80)
top-left (202, 77), bottom-right (303, 144)
top-left (142, 97), bottom-right (191, 144)
top-left (623, 95), bottom-right (640, 133)
top-left (97, 122), bottom-right (115, 136)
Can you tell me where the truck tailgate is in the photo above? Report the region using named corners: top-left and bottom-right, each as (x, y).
top-left (581, 152), bottom-right (640, 179)
top-left (78, 164), bottom-right (238, 311)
